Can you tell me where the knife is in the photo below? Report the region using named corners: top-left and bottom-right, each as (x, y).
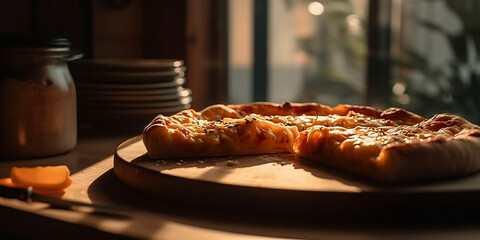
top-left (0, 185), bottom-right (130, 218)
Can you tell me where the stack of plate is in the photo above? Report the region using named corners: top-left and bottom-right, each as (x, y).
top-left (70, 59), bottom-right (191, 133)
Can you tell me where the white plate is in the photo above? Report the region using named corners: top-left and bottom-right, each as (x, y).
top-left (75, 77), bottom-right (185, 90)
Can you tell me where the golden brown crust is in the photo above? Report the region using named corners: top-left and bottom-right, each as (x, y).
top-left (379, 135), bottom-right (480, 182)
top-left (199, 104), bottom-right (242, 120)
top-left (331, 104), bottom-right (426, 125)
top-left (420, 113), bottom-right (480, 135)
top-left (226, 101), bottom-right (334, 117)
top-left (380, 107), bottom-right (426, 125)
top-left (376, 114), bottom-right (480, 182)
top-left (223, 102), bottom-right (426, 125)
top-left (331, 104), bottom-right (382, 118)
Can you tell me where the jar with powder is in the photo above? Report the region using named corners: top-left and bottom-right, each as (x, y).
top-left (0, 37), bottom-right (83, 158)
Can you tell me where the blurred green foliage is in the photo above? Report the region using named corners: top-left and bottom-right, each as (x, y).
top-left (392, 0), bottom-right (480, 123)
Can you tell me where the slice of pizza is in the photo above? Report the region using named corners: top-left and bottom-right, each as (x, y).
top-left (143, 113), bottom-right (299, 159)
top-left (294, 114), bottom-right (480, 182)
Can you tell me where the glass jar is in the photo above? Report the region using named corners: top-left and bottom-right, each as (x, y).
top-left (0, 37), bottom-right (83, 158)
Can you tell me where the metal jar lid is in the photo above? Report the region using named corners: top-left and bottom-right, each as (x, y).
top-left (0, 35), bottom-right (71, 48)
top-left (0, 36), bottom-right (83, 61)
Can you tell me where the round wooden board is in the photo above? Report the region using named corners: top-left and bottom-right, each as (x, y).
top-left (113, 136), bottom-right (480, 216)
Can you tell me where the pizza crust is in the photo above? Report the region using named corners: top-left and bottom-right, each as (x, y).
top-left (226, 102), bottom-right (426, 125)
top-left (379, 134), bottom-right (480, 183)
top-left (227, 101), bottom-right (334, 116)
top-left (199, 104), bottom-right (242, 120)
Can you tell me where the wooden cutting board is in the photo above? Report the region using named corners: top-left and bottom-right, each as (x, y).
top-left (113, 136), bottom-right (480, 215)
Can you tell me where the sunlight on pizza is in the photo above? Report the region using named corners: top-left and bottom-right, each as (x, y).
top-left (143, 102), bottom-right (480, 183)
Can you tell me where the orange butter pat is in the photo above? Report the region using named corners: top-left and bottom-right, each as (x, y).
top-left (0, 165), bottom-right (72, 194)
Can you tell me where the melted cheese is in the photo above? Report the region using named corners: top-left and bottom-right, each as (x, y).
top-left (253, 113), bottom-right (399, 131)
top-left (294, 124), bottom-right (452, 163)
top-left (145, 110), bottom-right (461, 161)
top-left (143, 115), bottom-right (299, 159)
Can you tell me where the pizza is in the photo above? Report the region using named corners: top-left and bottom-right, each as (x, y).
top-left (143, 102), bottom-right (480, 183)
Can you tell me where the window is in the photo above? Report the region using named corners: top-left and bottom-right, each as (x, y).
top-left (390, 0), bottom-right (480, 123)
top-left (229, 0), bottom-right (369, 106)
top-left (228, 0), bottom-right (480, 124)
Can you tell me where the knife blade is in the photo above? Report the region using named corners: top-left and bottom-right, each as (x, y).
top-left (0, 185), bottom-right (130, 218)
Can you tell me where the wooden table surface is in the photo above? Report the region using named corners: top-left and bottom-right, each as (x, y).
top-left (1, 133), bottom-right (480, 240)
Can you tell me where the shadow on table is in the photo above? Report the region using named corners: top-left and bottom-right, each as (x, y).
top-left (88, 169), bottom-right (480, 239)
